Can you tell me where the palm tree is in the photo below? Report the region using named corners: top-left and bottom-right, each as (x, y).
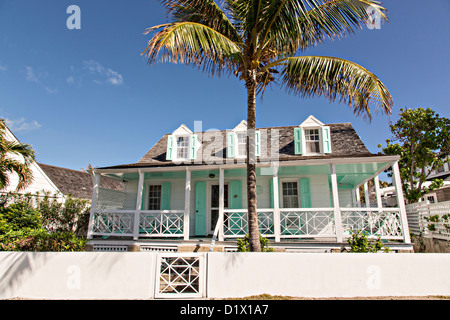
top-left (142, 0), bottom-right (393, 251)
top-left (0, 120), bottom-right (35, 191)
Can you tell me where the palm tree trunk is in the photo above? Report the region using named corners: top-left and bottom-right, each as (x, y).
top-left (246, 69), bottom-right (261, 252)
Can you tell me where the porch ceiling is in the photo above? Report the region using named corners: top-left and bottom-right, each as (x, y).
top-left (103, 161), bottom-right (391, 186)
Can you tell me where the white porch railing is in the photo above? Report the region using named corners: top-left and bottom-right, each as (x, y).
top-left (89, 209), bottom-right (185, 239)
top-left (223, 209), bottom-right (275, 238)
top-left (406, 200), bottom-right (450, 241)
top-left (341, 208), bottom-right (404, 240)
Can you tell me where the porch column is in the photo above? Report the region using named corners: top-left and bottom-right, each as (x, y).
top-left (87, 171), bottom-right (100, 239)
top-left (330, 163), bottom-right (344, 242)
top-left (392, 161), bottom-right (411, 243)
top-left (364, 182), bottom-right (370, 207)
top-left (355, 185), bottom-right (361, 207)
top-left (184, 167), bottom-right (191, 240)
top-left (374, 175), bottom-right (383, 209)
top-left (272, 163), bottom-right (281, 242)
top-left (133, 170), bottom-right (144, 240)
top-left (218, 167), bottom-right (224, 242)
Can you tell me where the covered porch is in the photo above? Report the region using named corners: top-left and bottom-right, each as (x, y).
top-left (87, 156), bottom-right (411, 248)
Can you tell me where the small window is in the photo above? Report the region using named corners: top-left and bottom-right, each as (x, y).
top-left (176, 136), bottom-right (189, 160)
top-left (148, 185), bottom-right (162, 210)
top-left (305, 129), bottom-right (320, 154)
top-left (282, 181), bottom-right (299, 208)
top-left (427, 196), bottom-right (435, 204)
top-left (436, 165), bottom-right (445, 174)
top-left (236, 131), bottom-right (247, 158)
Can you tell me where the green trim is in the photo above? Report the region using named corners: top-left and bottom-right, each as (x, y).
top-left (227, 131), bottom-right (235, 158)
top-left (294, 127), bottom-right (303, 155)
top-left (299, 177), bottom-right (312, 208)
top-left (322, 126), bottom-right (331, 154)
top-left (161, 182), bottom-right (171, 210)
top-left (166, 135), bottom-right (174, 160)
top-left (195, 181), bottom-right (207, 236)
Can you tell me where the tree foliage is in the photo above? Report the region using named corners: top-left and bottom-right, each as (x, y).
top-left (0, 119), bottom-right (35, 191)
top-left (0, 192), bottom-right (90, 251)
top-left (143, 0), bottom-right (393, 251)
top-left (379, 108), bottom-right (450, 203)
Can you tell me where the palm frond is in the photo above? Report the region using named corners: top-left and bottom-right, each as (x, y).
top-left (281, 55), bottom-right (393, 119)
top-left (162, 0), bottom-right (242, 43)
top-left (258, 0), bottom-right (388, 56)
top-left (296, 0), bottom-right (388, 50)
top-left (142, 22), bottom-right (242, 76)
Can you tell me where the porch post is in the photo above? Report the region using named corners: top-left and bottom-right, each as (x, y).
top-left (184, 167), bottom-right (191, 240)
top-left (272, 163), bottom-right (281, 242)
top-left (87, 171), bottom-right (100, 239)
top-left (355, 185), bottom-right (361, 207)
top-left (364, 182), bottom-right (370, 207)
top-left (392, 161), bottom-right (411, 243)
top-left (218, 167), bottom-right (224, 242)
top-left (134, 170), bottom-right (144, 240)
top-left (330, 163), bottom-right (343, 242)
top-left (374, 175), bottom-right (383, 209)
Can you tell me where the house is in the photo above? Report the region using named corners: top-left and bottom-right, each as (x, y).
top-left (1, 123), bottom-right (122, 201)
top-left (38, 163), bottom-right (123, 200)
top-left (86, 115), bottom-right (412, 252)
top-left (1, 124), bottom-right (61, 198)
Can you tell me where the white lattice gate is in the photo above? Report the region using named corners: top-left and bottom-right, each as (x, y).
top-left (154, 253), bottom-right (206, 298)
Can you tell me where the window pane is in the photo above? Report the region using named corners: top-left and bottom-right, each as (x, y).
top-left (236, 132), bottom-right (246, 157)
top-left (282, 182), bottom-right (299, 208)
top-left (177, 136), bottom-right (189, 159)
top-left (148, 185), bottom-right (161, 210)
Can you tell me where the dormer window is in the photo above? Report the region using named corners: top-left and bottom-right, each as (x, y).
top-left (165, 124), bottom-right (199, 162)
top-left (294, 115), bottom-right (331, 156)
top-left (226, 120), bottom-right (261, 159)
top-left (236, 131), bottom-right (247, 158)
top-left (304, 128), bottom-right (320, 154)
top-left (176, 136), bottom-right (190, 160)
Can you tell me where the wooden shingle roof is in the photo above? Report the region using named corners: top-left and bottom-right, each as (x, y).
top-left (39, 163), bottom-right (123, 199)
top-left (100, 122), bottom-right (378, 170)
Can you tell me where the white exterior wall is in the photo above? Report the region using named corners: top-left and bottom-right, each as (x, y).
top-left (1, 251), bottom-right (450, 300)
top-left (2, 127), bottom-right (60, 196)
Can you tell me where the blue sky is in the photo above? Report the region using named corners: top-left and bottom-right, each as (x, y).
top-left (0, 0), bottom-right (449, 171)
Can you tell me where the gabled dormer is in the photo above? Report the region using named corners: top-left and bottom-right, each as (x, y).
top-left (166, 124), bottom-right (200, 161)
top-left (226, 120), bottom-right (260, 159)
top-left (294, 115), bottom-right (331, 155)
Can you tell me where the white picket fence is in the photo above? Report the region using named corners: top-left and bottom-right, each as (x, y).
top-left (406, 200), bottom-right (450, 240)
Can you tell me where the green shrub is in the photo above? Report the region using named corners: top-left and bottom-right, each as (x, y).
top-left (347, 230), bottom-right (391, 253)
top-left (0, 192), bottom-right (90, 251)
top-left (237, 233), bottom-right (274, 252)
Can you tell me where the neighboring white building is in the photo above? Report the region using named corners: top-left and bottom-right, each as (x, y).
top-left (1, 125), bottom-right (61, 197)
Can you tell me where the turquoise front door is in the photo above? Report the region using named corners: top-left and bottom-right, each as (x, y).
top-left (195, 181), bottom-right (207, 236)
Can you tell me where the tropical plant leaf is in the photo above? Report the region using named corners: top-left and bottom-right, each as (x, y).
top-left (142, 21), bottom-right (242, 76)
top-left (281, 55), bottom-right (393, 119)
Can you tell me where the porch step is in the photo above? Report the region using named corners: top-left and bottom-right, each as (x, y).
top-left (177, 244), bottom-right (225, 252)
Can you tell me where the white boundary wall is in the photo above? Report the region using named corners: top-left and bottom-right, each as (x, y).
top-left (1, 252), bottom-right (449, 299)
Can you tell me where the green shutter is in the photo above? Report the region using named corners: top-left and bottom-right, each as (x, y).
top-left (229, 180), bottom-right (242, 209)
top-left (161, 182), bottom-right (171, 210)
top-left (190, 134), bottom-right (198, 160)
top-left (255, 131), bottom-right (260, 157)
top-left (294, 128), bottom-right (303, 155)
top-left (321, 126), bottom-right (331, 154)
top-left (195, 181), bottom-right (207, 236)
top-left (227, 131), bottom-right (235, 158)
top-left (166, 135), bottom-right (174, 160)
top-left (140, 183), bottom-right (146, 210)
top-left (300, 177), bottom-right (311, 208)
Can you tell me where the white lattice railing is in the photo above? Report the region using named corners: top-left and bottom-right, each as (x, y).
top-left (139, 210), bottom-right (184, 237)
top-left (406, 200), bottom-right (450, 240)
top-left (279, 208), bottom-right (335, 238)
top-left (340, 208), bottom-right (404, 240)
top-left (89, 210), bottom-right (185, 238)
top-left (223, 209), bottom-right (274, 238)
